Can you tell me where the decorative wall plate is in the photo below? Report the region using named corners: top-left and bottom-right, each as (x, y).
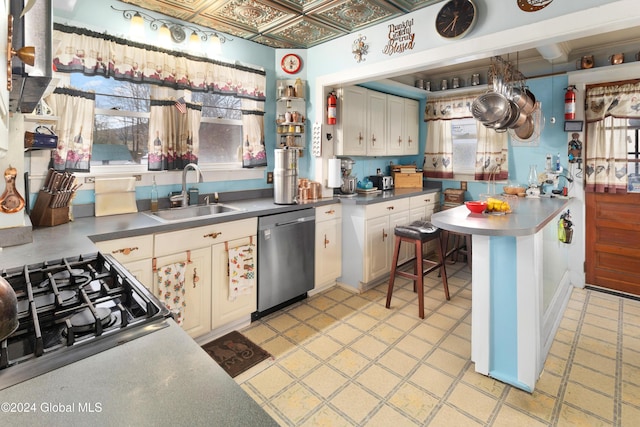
top-left (517, 0), bottom-right (554, 12)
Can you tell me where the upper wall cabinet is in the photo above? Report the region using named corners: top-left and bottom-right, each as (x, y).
top-left (336, 86), bottom-right (419, 157)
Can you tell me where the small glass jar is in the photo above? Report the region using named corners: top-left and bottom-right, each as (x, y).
top-left (441, 79), bottom-right (448, 90)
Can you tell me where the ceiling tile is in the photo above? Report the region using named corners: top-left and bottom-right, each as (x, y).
top-left (264, 15), bottom-right (346, 48)
top-left (310, 0), bottom-right (402, 33)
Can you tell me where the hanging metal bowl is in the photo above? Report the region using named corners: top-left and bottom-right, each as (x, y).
top-left (471, 92), bottom-right (511, 125)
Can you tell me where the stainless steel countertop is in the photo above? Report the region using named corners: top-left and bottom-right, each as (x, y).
top-left (0, 320), bottom-right (278, 426)
top-left (431, 197), bottom-right (571, 236)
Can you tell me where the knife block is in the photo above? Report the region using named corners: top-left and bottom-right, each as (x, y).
top-left (30, 190), bottom-right (69, 227)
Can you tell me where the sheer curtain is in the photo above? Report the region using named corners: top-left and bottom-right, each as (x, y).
top-left (45, 87), bottom-right (96, 172)
top-left (424, 120), bottom-right (453, 178)
top-left (585, 80), bottom-right (640, 193)
top-left (241, 99), bottom-right (266, 168)
top-left (148, 99), bottom-right (202, 171)
top-left (474, 122), bottom-right (509, 181)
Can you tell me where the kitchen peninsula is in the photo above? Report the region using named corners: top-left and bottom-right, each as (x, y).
top-left (431, 197), bottom-right (573, 392)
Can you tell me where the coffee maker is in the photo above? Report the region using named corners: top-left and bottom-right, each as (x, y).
top-left (339, 157), bottom-right (357, 196)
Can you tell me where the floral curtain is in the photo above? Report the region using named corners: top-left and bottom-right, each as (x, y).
top-left (474, 122), bottom-right (508, 181)
top-left (585, 81), bottom-right (640, 193)
top-left (423, 93), bottom-right (477, 179)
top-left (44, 87), bottom-right (95, 172)
top-left (52, 25), bottom-right (266, 101)
top-left (148, 99), bottom-right (202, 170)
top-left (241, 99), bottom-right (266, 167)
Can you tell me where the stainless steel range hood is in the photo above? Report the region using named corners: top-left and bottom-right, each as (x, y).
top-left (9, 0), bottom-right (53, 113)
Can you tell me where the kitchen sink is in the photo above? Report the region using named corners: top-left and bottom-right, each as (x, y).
top-left (144, 204), bottom-right (245, 223)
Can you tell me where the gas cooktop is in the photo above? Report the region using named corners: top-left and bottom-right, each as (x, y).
top-left (0, 253), bottom-right (171, 390)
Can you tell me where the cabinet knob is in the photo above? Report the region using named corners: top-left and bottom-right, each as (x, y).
top-left (371, 134), bottom-right (376, 145)
top-left (398, 137), bottom-right (402, 146)
top-left (325, 209), bottom-right (335, 215)
top-left (408, 137), bottom-right (413, 145)
top-left (382, 230), bottom-right (388, 241)
top-left (387, 206), bottom-right (394, 210)
top-left (358, 132), bottom-right (363, 145)
top-left (204, 231), bottom-right (222, 239)
top-left (324, 235), bottom-right (330, 248)
top-left (112, 247), bottom-right (138, 255)
top-left (424, 198), bottom-right (431, 203)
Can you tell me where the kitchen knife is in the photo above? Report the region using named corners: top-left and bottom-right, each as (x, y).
top-left (42, 169), bottom-right (54, 192)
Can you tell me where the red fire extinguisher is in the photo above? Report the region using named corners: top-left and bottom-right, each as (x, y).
top-left (327, 92), bottom-right (337, 125)
top-left (564, 86), bottom-right (576, 120)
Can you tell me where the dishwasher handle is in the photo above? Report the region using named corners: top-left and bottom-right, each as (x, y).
top-left (275, 216), bottom-right (314, 227)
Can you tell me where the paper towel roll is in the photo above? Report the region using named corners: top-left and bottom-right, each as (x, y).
top-left (327, 158), bottom-right (342, 188)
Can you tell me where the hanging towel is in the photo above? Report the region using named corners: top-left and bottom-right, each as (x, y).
top-left (157, 262), bottom-right (187, 325)
top-left (228, 244), bottom-right (256, 301)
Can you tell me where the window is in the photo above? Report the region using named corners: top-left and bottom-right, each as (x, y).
top-left (451, 117), bottom-right (477, 175)
top-left (69, 74), bottom-right (244, 167)
top-left (628, 118), bottom-right (640, 192)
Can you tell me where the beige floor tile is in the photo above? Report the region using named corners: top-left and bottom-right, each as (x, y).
top-left (284, 323), bottom-right (319, 345)
top-left (504, 388), bottom-right (555, 423)
top-left (534, 370), bottom-right (561, 397)
top-left (461, 365), bottom-right (506, 398)
top-left (306, 312), bottom-right (340, 332)
top-left (622, 363), bottom-right (640, 386)
top-left (563, 382), bottom-right (614, 422)
top-left (362, 302), bottom-right (394, 319)
top-left (452, 321), bottom-right (471, 340)
top-left (439, 333), bottom-right (471, 359)
top-left (300, 405), bottom-right (353, 427)
top-left (366, 404), bottom-right (421, 427)
top-left (427, 403), bottom-right (483, 427)
top-left (395, 333), bottom-right (434, 360)
top-left (411, 322), bottom-right (448, 344)
top-left (288, 303), bottom-right (321, 321)
top-left (342, 294), bottom-right (372, 310)
top-left (326, 322), bottom-right (363, 345)
top-left (543, 353), bottom-right (568, 377)
top-left (304, 334), bottom-right (343, 360)
top-left (265, 312), bottom-right (299, 333)
top-left (548, 339), bottom-right (571, 360)
top-left (345, 312), bottom-right (378, 332)
top-left (622, 380), bottom-right (640, 406)
top-left (388, 382), bottom-right (439, 422)
top-left (447, 382), bottom-right (499, 423)
top-left (568, 364), bottom-right (615, 396)
top-left (369, 322), bottom-right (405, 344)
top-left (583, 312), bottom-right (619, 331)
top-left (329, 348), bottom-right (370, 377)
top-left (279, 348), bottom-right (321, 378)
top-left (386, 312), bottom-right (421, 331)
top-left (437, 302), bottom-right (469, 320)
top-left (270, 382), bottom-right (323, 424)
top-left (621, 402), bottom-right (640, 427)
top-left (356, 363), bottom-right (402, 398)
top-left (262, 335), bottom-right (297, 358)
top-left (556, 404), bottom-right (611, 427)
top-left (260, 404), bottom-right (288, 427)
top-left (378, 348), bottom-right (420, 377)
top-left (307, 295), bottom-right (339, 311)
top-left (246, 365), bottom-right (294, 399)
top-left (241, 323), bottom-right (277, 344)
top-left (425, 348), bottom-right (467, 376)
top-left (572, 347), bottom-right (617, 376)
top-left (350, 335), bottom-right (389, 360)
top-left (330, 383), bottom-right (381, 424)
top-left (409, 363), bottom-right (456, 397)
top-left (492, 404), bottom-right (551, 427)
top-left (323, 286), bottom-right (354, 302)
top-left (324, 303), bottom-right (356, 320)
top-left (622, 332), bottom-right (640, 354)
top-left (301, 364), bottom-right (348, 399)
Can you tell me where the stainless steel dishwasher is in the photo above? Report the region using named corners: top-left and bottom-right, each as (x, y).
top-left (254, 208), bottom-right (315, 319)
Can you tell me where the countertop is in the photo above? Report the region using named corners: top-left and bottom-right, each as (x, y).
top-left (431, 196), bottom-right (571, 236)
top-left (0, 320), bottom-right (278, 427)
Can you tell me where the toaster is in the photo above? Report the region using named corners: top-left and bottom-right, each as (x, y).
top-left (369, 175), bottom-right (394, 191)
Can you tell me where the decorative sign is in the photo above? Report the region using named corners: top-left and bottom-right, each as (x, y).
top-left (352, 34), bottom-right (369, 63)
top-left (517, 0), bottom-right (554, 12)
top-left (383, 19), bottom-right (415, 56)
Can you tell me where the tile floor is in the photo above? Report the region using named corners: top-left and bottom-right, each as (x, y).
top-left (238, 262), bottom-right (640, 426)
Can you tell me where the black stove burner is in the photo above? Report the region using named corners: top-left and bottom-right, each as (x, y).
top-left (68, 307), bottom-right (113, 333)
top-left (16, 289), bottom-right (77, 314)
top-left (40, 269), bottom-right (91, 289)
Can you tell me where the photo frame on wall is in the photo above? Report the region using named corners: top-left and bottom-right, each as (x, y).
top-left (564, 120), bottom-right (583, 132)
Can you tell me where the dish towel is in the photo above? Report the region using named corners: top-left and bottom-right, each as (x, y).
top-left (228, 244), bottom-right (256, 301)
top-left (157, 262), bottom-right (187, 326)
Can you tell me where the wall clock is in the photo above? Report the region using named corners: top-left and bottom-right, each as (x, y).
top-left (281, 53), bottom-right (302, 74)
top-left (517, 0), bottom-right (554, 12)
top-left (435, 0), bottom-right (477, 39)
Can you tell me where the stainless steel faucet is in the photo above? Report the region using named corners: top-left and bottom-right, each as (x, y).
top-left (170, 163), bottom-right (203, 207)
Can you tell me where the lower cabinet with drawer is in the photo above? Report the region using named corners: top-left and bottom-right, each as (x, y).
top-left (314, 203), bottom-right (342, 292)
top-left (94, 235), bottom-right (154, 292)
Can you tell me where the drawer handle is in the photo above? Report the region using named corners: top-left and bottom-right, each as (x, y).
top-left (387, 206), bottom-right (394, 210)
top-left (112, 247), bottom-right (138, 255)
top-left (193, 268), bottom-right (199, 288)
top-left (424, 198), bottom-right (431, 203)
top-left (398, 137), bottom-right (402, 146)
top-left (408, 137), bottom-right (413, 145)
top-left (204, 232), bottom-right (222, 239)
top-left (358, 132), bottom-right (363, 145)
top-left (324, 234), bottom-right (330, 248)
top-left (325, 209), bottom-right (335, 215)
top-left (382, 230), bottom-right (388, 241)
top-left (371, 134), bottom-right (376, 145)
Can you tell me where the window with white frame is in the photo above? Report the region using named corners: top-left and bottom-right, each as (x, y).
top-left (69, 74), bottom-right (244, 167)
top-left (451, 117), bottom-right (478, 176)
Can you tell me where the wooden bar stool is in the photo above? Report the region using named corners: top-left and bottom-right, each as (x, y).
top-left (443, 230), bottom-right (472, 269)
top-left (385, 221), bottom-right (450, 319)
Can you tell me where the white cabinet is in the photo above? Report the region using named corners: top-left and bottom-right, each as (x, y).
top-left (340, 86), bottom-right (368, 156)
top-left (94, 235), bottom-right (154, 291)
top-left (315, 204), bottom-right (342, 291)
top-left (364, 199), bottom-right (410, 283)
top-left (338, 86), bottom-right (419, 157)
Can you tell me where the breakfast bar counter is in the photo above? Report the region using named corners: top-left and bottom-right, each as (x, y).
top-left (431, 197), bottom-right (573, 392)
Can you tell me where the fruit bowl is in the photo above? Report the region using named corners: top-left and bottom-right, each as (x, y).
top-left (503, 185), bottom-right (526, 195)
top-left (465, 201), bottom-right (488, 214)
top-left (480, 194), bottom-right (518, 214)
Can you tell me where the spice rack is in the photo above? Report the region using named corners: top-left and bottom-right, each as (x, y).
top-left (276, 79), bottom-right (306, 151)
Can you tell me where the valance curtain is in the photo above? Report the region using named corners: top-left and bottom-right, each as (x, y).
top-left (44, 88), bottom-right (96, 172)
top-left (423, 92), bottom-right (509, 181)
top-left (585, 80), bottom-right (640, 193)
top-left (241, 99), bottom-right (266, 167)
top-left (148, 99), bottom-right (202, 171)
top-left (52, 25), bottom-right (266, 101)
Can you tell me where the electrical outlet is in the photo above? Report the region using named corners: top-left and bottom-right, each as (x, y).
top-left (84, 177), bottom-right (95, 183)
top-left (266, 172), bottom-right (273, 184)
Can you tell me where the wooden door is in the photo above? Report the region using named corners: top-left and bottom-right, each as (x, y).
top-left (585, 192), bottom-right (640, 295)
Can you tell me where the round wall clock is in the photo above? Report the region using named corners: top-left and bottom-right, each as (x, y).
top-left (281, 53), bottom-right (302, 74)
top-left (517, 0), bottom-right (554, 12)
top-left (435, 0), bottom-right (477, 39)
